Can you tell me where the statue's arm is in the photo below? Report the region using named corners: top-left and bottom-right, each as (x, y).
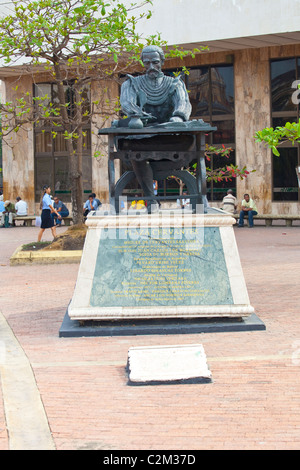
top-left (120, 78), bottom-right (142, 117)
top-left (171, 79), bottom-right (192, 122)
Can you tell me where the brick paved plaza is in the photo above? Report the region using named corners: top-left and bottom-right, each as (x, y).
top-left (0, 223), bottom-right (299, 450)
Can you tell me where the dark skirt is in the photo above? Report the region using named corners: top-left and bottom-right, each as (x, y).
top-left (41, 209), bottom-right (54, 229)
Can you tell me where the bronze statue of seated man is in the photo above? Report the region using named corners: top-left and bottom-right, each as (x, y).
top-left (117, 45), bottom-right (192, 212)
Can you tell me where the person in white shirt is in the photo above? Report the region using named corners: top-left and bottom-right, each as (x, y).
top-left (15, 197), bottom-right (28, 216)
top-left (177, 191), bottom-right (190, 209)
top-left (221, 189), bottom-right (237, 214)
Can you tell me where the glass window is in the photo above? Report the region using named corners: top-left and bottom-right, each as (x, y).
top-left (83, 129), bottom-right (91, 152)
top-left (271, 58), bottom-right (297, 112)
top-left (273, 148), bottom-right (298, 201)
top-left (211, 66), bottom-right (234, 115)
top-left (34, 83), bottom-right (51, 108)
top-left (187, 64), bottom-right (235, 201)
top-left (272, 116), bottom-right (298, 128)
top-left (34, 84), bottom-right (52, 127)
top-left (80, 86), bottom-right (91, 122)
top-left (207, 150), bottom-right (236, 202)
top-left (212, 120), bottom-right (235, 144)
top-left (34, 83), bottom-right (92, 202)
top-left (187, 67), bottom-right (210, 117)
top-left (82, 154), bottom-right (92, 192)
top-left (271, 58), bottom-right (300, 201)
top-left (35, 156), bottom-right (53, 201)
top-left (54, 156), bottom-right (69, 193)
top-left (54, 132), bottom-right (68, 153)
top-left (52, 83), bottom-right (73, 118)
top-left (35, 132), bottom-right (52, 154)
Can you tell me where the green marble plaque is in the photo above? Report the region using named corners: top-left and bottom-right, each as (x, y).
top-left (90, 227), bottom-right (233, 308)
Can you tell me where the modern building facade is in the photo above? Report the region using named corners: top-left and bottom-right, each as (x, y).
top-left (1, 0), bottom-right (300, 215)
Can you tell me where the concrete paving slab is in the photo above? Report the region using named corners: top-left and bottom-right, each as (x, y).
top-left (0, 225), bottom-right (300, 450)
top-left (127, 344), bottom-right (212, 385)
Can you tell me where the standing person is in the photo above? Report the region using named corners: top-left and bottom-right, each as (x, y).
top-left (15, 196), bottom-right (28, 216)
top-left (238, 193), bottom-right (258, 228)
top-left (51, 196), bottom-right (69, 226)
top-left (221, 189), bottom-right (237, 214)
top-left (37, 185), bottom-right (61, 241)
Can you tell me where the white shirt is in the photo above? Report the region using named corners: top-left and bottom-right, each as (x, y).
top-left (15, 200), bottom-right (28, 216)
top-left (177, 198), bottom-right (190, 208)
top-left (222, 194), bottom-right (237, 214)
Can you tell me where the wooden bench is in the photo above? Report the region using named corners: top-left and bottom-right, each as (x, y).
top-left (232, 214), bottom-right (300, 227)
top-left (14, 215), bottom-right (73, 227)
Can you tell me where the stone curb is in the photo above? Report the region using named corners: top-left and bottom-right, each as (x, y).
top-left (0, 310), bottom-right (56, 450)
top-left (10, 245), bottom-right (82, 265)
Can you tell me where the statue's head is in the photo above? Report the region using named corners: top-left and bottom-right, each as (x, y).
top-left (141, 45), bottom-right (165, 79)
top-left (141, 45), bottom-right (165, 65)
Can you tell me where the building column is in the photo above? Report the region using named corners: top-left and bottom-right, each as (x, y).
top-left (235, 47), bottom-right (272, 213)
top-left (91, 80), bottom-right (120, 206)
top-left (2, 76), bottom-right (35, 214)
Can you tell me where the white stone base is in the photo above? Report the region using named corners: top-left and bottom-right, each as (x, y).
top-left (68, 209), bottom-right (255, 321)
top-left (127, 344), bottom-right (212, 384)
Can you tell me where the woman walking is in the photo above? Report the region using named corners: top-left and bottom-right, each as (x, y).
top-left (38, 185), bottom-right (61, 241)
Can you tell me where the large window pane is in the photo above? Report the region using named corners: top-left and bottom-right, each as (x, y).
top-left (80, 86), bottom-right (91, 122)
top-left (34, 84), bottom-right (52, 127)
top-left (211, 66), bottom-right (234, 115)
top-left (271, 57), bottom-right (300, 201)
top-left (35, 132), bottom-right (52, 154)
top-left (271, 59), bottom-right (297, 112)
top-left (212, 120), bottom-right (235, 144)
top-left (35, 157), bottom-right (53, 200)
top-left (210, 150), bottom-right (236, 201)
top-left (273, 148), bottom-right (298, 201)
top-left (54, 132), bottom-right (68, 153)
top-left (82, 154), bottom-right (92, 192)
top-left (52, 83), bottom-right (71, 116)
top-left (54, 156), bottom-right (70, 192)
top-left (34, 82), bottom-right (92, 202)
top-left (34, 83), bottom-right (51, 104)
top-left (187, 67), bottom-right (210, 117)
top-left (185, 64), bottom-right (235, 201)
top-left (83, 129), bottom-right (91, 152)
top-left (272, 115), bottom-right (298, 128)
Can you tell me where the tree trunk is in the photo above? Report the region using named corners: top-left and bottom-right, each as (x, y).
top-left (54, 63), bottom-right (84, 225)
top-left (72, 88), bottom-right (84, 225)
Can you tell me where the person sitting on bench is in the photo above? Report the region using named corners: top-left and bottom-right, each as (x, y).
top-left (51, 196), bottom-right (69, 226)
top-left (238, 193), bottom-right (258, 228)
